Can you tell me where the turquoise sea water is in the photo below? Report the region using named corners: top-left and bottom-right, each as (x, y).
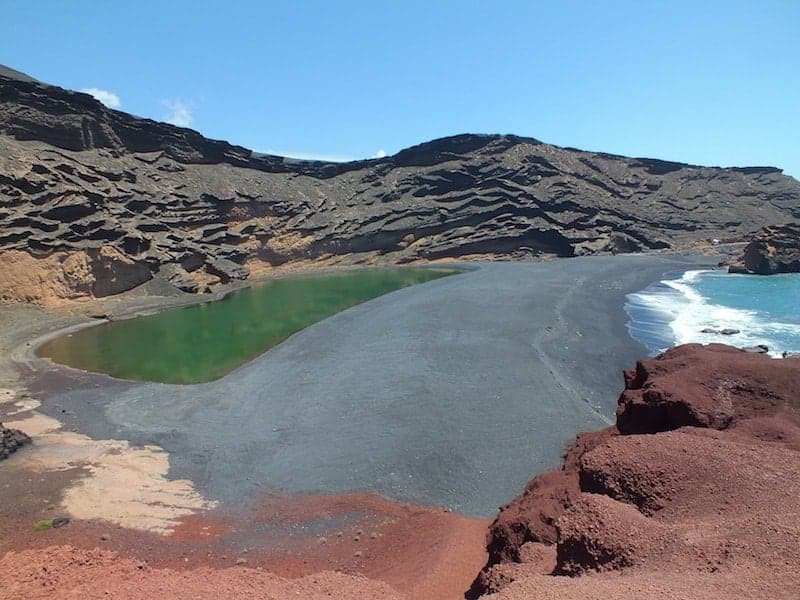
top-left (625, 269), bottom-right (800, 357)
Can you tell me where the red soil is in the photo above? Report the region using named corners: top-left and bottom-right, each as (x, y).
top-left (0, 487), bottom-right (487, 599)
top-left (471, 344), bottom-right (800, 599)
top-left (0, 545), bottom-right (402, 600)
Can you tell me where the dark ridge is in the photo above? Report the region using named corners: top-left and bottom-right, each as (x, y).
top-left (0, 64), bottom-right (39, 83)
top-left (730, 166), bottom-right (784, 175)
top-left (389, 134), bottom-right (539, 168)
top-left (634, 158), bottom-right (690, 175)
top-left (1, 63), bottom-right (798, 301)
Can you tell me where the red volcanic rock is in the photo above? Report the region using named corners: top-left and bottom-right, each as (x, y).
top-left (484, 428), bottom-right (615, 561)
top-left (469, 428), bottom-right (615, 597)
top-left (554, 493), bottom-right (672, 576)
top-left (471, 344), bottom-right (800, 598)
top-left (617, 343), bottom-right (800, 434)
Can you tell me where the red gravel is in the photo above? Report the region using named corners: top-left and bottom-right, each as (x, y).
top-left (0, 545), bottom-right (403, 600)
top-left (0, 487), bottom-right (487, 600)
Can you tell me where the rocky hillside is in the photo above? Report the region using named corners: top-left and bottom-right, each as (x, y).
top-left (728, 222), bottom-right (800, 274)
top-left (470, 344), bottom-right (800, 599)
top-left (2, 66), bottom-right (799, 303)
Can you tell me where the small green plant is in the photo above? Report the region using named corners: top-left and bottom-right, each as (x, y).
top-left (34, 519), bottom-right (54, 531)
top-left (33, 517), bottom-right (69, 531)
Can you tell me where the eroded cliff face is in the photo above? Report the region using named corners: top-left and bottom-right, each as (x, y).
top-left (2, 68), bottom-right (800, 303)
top-left (0, 246), bottom-right (151, 305)
top-left (728, 222), bottom-right (800, 274)
top-left (470, 344), bottom-right (800, 599)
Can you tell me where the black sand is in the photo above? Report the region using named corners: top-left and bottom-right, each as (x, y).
top-left (25, 255), bottom-right (716, 516)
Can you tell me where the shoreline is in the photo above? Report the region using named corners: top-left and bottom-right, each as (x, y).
top-left (1, 253), bottom-right (719, 599)
top-left (3, 262), bottom-right (476, 391)
top-left (4, 255), bottom-right (720, 511)
top-left (626, 267), bottom-right (800, 357)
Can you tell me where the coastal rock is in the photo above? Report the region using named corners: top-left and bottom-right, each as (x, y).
top-left (1, 421), bottom-right (31, 459)
top-left (616, 343), bottom-right (796, 433)
top-left (469, 344), bottom-right (800, 598)
top-left (88, 246), bottom-right (153, 297)
top-left (204, 257), bottom-right (248, 284)
top-left (700, 327), bottom-right (740, 335)
top-left (742, 344), bottom-right (770, 353)
top-left (728, 223), bottom-right (800, 274)
top-left (0, 246), bottom-right (152, 305)
top-left (2, 67), bottom-right (800, 304)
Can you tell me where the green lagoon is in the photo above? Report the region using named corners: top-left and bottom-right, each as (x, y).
top-left (38, 268), bottom-right (456, 384)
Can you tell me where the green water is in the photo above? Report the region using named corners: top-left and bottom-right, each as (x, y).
top-left (38, 268), bottom-right (456, 384)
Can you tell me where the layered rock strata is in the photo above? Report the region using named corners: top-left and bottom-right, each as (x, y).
top-left (2, 68), bottom-right (799, 303)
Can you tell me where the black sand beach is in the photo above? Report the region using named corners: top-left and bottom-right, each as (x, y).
top-left (9, 254), bottom-right (715, 517)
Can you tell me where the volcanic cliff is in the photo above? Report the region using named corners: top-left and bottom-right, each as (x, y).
top-left (470, 343), bottom-right (800, 599)
top-left (728, 222), bottom-right (800, 274)
top-left (2, 65), bottom-right (799, 304)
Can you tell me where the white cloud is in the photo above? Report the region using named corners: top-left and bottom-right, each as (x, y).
top-left (372, 149), bottom-right (388, 159)
top-left (80, 87), bottom-right (121, 108)
top-left (162, 100), bottom-right (193, 127)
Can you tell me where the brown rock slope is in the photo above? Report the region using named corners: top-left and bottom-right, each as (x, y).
top-left (728, 222), bottom-right (800, 274)
top-left (2, 66), bottom-right (799, 303)
top-left (471, 344), bottom-right (800, 599)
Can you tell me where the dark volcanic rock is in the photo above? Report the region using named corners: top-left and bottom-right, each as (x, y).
top-left (728, 223), bottom-right (800, 274)
top-left (469, 344), bottom-right (800, 597)
top-left (1, 67), bottom-right (800, 301)
top-left (1, 421), bottom-right (31, 459)
top-left (700, 327), bottom-right (740, 335)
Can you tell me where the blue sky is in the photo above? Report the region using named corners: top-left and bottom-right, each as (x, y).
top-left (2, 1), bottom-right (799, 176)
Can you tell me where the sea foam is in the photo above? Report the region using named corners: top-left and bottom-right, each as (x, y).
top-left (625, 269), bottom-right (800, 357)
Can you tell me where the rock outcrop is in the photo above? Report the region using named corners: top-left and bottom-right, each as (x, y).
top-left (2, 66), bottom-right (799, 303)
top-left (728, 222), bottom-right (800, 274)
top-left (1, 421), bottom-right (31, 459)
top-left (470, 344), bottom-right (800, 598)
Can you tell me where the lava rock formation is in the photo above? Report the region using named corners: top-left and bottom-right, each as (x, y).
top-left (728, 222), bottom-right (800, 274)
top-left (469, 344), bottom-right (800, 598)
top-left (2, 65), bottom-right (799, 302)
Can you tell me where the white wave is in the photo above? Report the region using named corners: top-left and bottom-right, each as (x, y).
top-left (626, 269), bottom-right (800, 357)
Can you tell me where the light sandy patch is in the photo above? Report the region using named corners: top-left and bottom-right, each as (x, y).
top-left (0, 388), bottom-right (41, 415)
top-left (4, 401), bottom-right (215, 534)
top-left (263, 231), bottom-right (315, 257)
top-left (5, 399), bottom-right (40, 414)
top-left (0, 387), bottom-right (16, 404)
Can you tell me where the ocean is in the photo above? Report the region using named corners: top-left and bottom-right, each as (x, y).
top-left (625, 269), bottom-right (800, 357)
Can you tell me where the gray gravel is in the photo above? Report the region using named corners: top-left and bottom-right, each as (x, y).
top-left (29, 255), bottom-right (716, 516)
